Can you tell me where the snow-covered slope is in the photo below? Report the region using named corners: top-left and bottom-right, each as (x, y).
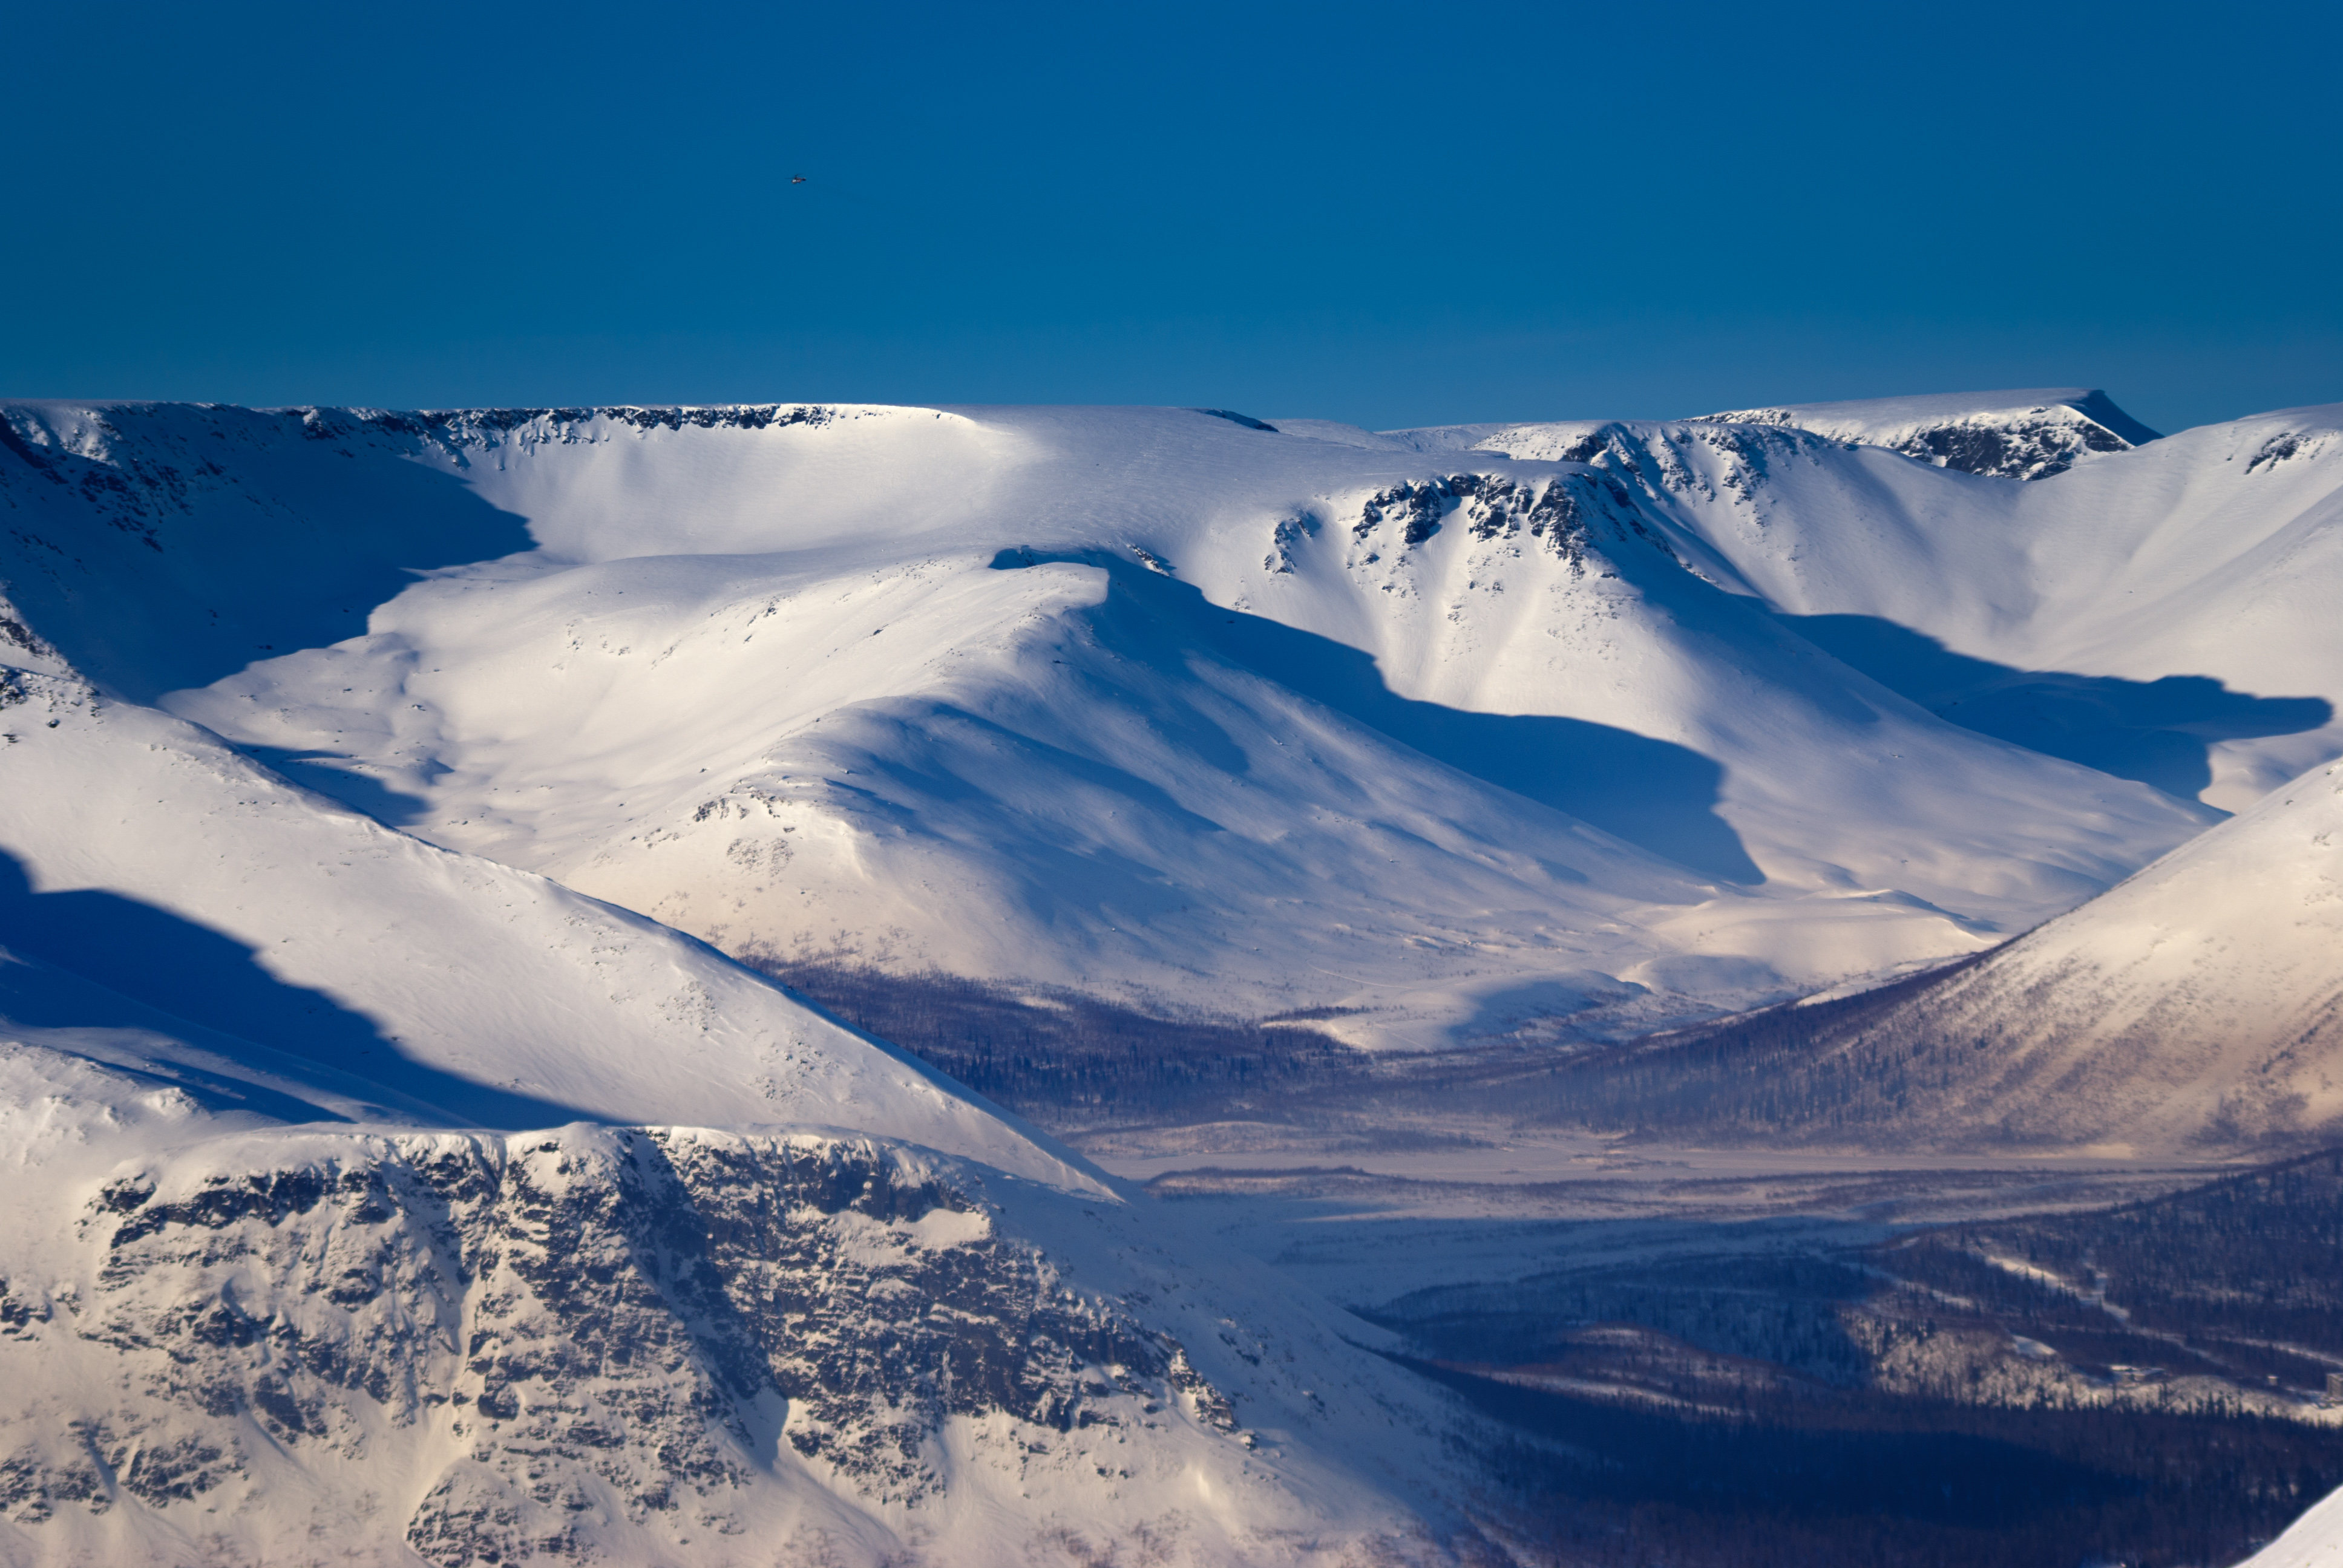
top-left (0, 1096), bottom-right (1457, 1566)
top-left (0, 605), bottom-right (1468, 1563)
top-left (1693, 386), bottom-right (2160, 479)
top-left (2, 384), bottom-right (2338, 1556)
top-left (0, 655), bottom-right (1076, 1169)
top-left (1665, 757), bottom-right (2343, 1156)
top-left (1394, 400), bottom-right (2343, 813)
top-left (2240, 1483), bottom-right (2343, 1568)
top-left (1921, 755), bottom-right (2343, 1151)
top-left (0, 399), bottom-right (2242, 1048)
top-left (1390, 385), bottom-right (2162, 482)
top-left (1397, 386), bottom-right (2159, 480)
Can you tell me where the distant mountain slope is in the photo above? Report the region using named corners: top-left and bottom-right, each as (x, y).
top-left (1390, 396), bottom-right (2343, 811)
top-left (2242, 1483), bottom-right (2343, 1568)
top-left (0, 647), bottom-right (1075, 1171)
top-left (0, 399), bottom-right (2231, 1048)
top-left (1394, 387), bottom-right (2157, 480)
top-left (1559, 759), bottom-right (2343, 1156)
top-left (1695, 387), bottom-right (2160, 479)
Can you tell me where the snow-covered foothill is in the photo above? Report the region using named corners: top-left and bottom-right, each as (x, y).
top-left (1678, 757), bottom-right (2343, 1155)
top-left (0, 662), bottom-right (1086, 1179)
top-left (1693, 385), bottom-right (2160, 479)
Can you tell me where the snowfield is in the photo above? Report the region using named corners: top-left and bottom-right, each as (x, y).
top-left (16, 393), bottom-right (2328, 1048)
top-left (0, 664), bottom-right (1470, 1564)
top-left (3, 386), bottom-right (2342, 1562)
top-left (2243, 1483), bottom-right (2343, 1568)
top-left (1732, 756), bottom-right (2343, 1156)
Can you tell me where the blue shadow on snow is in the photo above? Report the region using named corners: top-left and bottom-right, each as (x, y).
top-left (1774, 613), bottom-right (2333, 802)
top-left (0, 848), bottom-right (588, 1129)
top-left (991, 549), bottom-right (1765, 883)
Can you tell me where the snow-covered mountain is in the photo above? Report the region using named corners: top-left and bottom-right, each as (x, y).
top-left (0, 662), bottom-right (1469, 1563)
top-left (4, 384), bottom-right (2341, 1560)
top-left (1386, 385), bottom-right (2161, 481)
top-left (1635, 756), bottom-right (2343, 1157)
top-left (1693, 386), bottom-right (2161, 479)
top-left (11, 394), bottom-right (2315, 1051)
top-left (1388, 397), bottom-right (2343, 812)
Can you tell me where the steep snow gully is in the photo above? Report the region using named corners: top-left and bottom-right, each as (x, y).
top-left (2, 388), bottom-right (2342, 1561)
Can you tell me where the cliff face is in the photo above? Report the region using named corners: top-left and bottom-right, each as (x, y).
top-left (0, 1111), bottom-right (1449, 1566)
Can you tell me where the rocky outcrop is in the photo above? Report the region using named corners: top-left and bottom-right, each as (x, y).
top-left (0, 1123), bottom-right (1398, 1567)
top-left (1344, 469), bottom-right (1653, 572)
top-left (1693, 388), bottom-right (2160, 480)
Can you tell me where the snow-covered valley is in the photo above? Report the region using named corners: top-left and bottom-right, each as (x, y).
top-left (5, 386), bottom-right (2343, 1564)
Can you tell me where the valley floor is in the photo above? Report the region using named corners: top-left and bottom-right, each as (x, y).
top-left (1130, 1143), bottom-right (2343, 1568)
top-left (772, 961), bottom-right (2341, 1567)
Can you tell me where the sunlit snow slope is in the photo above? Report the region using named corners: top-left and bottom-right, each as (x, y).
top-left (0, 618), bottom-right (1467, 1563)
top-left (1397, 398), bottom-right (2343, 813)
top-left (1, 386), bottom-right (2337, 1557)
top-left (1696, 385), bottom-right (2160, 479)
top-left (4, 396), bottom-right (2292, 1047)
top-left (1706, 757), bottom-right (2343, 1155)
top-left (2241, 1483), bottom-right (2343, 1568)
top-left (1389, 384), bottom-right (2161, 482)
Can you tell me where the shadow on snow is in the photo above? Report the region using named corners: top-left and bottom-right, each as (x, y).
top-left (0, 848), bottom-right (588, 1129)
top-left (994, 547), bottom-right (1765, 884)
top-left (1776, 612), bottom-right (2333, 803)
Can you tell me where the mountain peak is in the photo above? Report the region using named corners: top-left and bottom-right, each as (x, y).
top-left (1689, 387), bottom-right (2160, 479)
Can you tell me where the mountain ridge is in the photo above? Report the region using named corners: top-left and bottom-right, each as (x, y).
top-left (7, 393), bottom-right (2276, 1048)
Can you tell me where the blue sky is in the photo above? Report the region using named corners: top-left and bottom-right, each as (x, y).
top-left (3, 1), bottom-right (2335, 433)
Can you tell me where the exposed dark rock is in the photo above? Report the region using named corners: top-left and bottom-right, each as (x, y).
top-left (57, 1127), bottom-right (1244, 1567)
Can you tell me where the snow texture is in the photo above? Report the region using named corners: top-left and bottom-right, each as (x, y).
top-left (0, 406), bottom-right (1493, 1561)
top-left (4, 387), bottom-right (2342, 1560)
top-left (8, 394), bottom-right (2313, 1050)
top-left (1735, 757), bottom-right (2343, 1155)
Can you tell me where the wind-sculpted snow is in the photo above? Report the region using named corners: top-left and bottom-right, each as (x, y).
top-left (0, 596), bottom-right (1474, 1561)
top-left (1394, 385), bottom-right (2158, 481)
top-left (1, 394), bottom-right (2250, 1046)
top-left (1389, 399), bottom-right (2343, 814)
top-left (3, 386), bottom-right (2342, 1554)
top-left (0, 661), bottom-right (1102, 1181)
top-left (0, 1111), bottom-right (1460, 1565)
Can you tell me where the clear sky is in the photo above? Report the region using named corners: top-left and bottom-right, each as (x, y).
top-left (4, 1), bottom-right (2335, 434)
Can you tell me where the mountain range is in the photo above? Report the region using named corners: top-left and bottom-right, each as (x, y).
top-left (3, 384), bottom-right (2339, 1561)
